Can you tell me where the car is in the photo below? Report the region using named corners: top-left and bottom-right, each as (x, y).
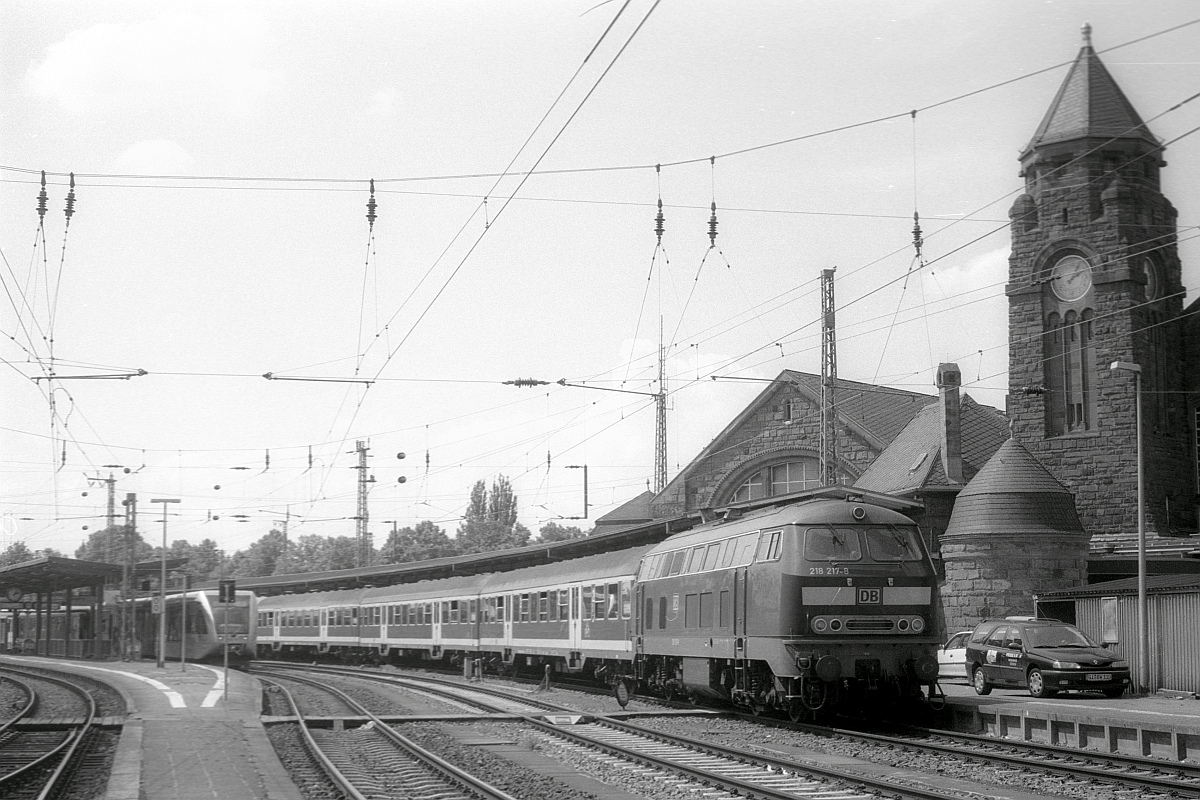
top-left (964, 617), bottom-right (1130, 698)
top-left (938, 631), bottom-right (972, 682)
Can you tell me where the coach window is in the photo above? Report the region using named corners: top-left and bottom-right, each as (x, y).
top-left (447, 600), bottom-right (457, 623)
top-left (593, 585), bottom-right (607, 619)
top-left (320, 610), bottom-right (327, 627)
top-left (469, 599), bottom-right (478, 623)
top-left (607, 583), bottom-right (620, 619)
top-left (581, 585), bottom-right (593, 620)
top-left (547, 593), bottom-right (558, 622)
top-left (519, 594), bottom-right (530, 622)
top-left (557, 590), bottom-right (569, 620)
top-left (686, 546), bottom-right (706, 573)
top-left (537, 592), bottom-right (548, 621)
top-left (621, 581), bottom-right (632, 618)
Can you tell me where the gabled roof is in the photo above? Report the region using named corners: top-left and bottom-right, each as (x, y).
top-left (594, 490), bottom-right (655, 528)
top-left (1022, 25), bottom-right (1157, 158)
top-left (853, 393), bottom-right (1009, 495)
top-left (656, 370), bottom-right (932, 502)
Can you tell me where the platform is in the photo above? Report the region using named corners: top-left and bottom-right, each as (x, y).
top-left (0, 655), bottom-right (303, 800)
top-left (938, 681), bottom-right (1200, 762)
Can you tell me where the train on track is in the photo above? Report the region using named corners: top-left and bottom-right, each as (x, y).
top-left (16, 589), bottom-right (257, 668)
top-left (256, 497), bottom-right (942, 718)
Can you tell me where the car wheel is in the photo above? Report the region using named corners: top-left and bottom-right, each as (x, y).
top-left (1102, 686), bottom-right (1125, 698)
top-left (1028, 668), bottom-right (1055, 698)
top-left (972, 666), bottom-right (991, 695)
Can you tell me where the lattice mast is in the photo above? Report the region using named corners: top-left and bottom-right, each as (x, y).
top-left (654, 316), bottom-right (668, 493)
top-left (820, 268), bottom-right (838, 485)
top-left (354, 440), bottom-right (374, 567)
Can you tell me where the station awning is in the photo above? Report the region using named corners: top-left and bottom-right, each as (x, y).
top-left (0, 556), bottom-right (122, 599)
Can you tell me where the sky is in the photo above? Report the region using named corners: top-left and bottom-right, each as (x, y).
top-left (3, 1), bottom-right (1198, 560)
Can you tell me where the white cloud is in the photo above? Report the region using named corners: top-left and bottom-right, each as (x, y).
top-left (113, 140), bottom-right (195, 174)
top-left (24, 10), bottom-right (283, 115)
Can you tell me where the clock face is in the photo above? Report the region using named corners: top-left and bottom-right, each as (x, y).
top-left (1142, 257), bottom-right (1159, 301)
top-left (5, 587), bottom-right (24, 602)
top-left (1050, 254), bottom-right (1093, 302)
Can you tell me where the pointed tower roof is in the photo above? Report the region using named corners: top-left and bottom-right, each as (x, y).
top-left (942, 439), bottom-right (1085, 538)
top-left (1022, 23), bottom-right (1158, 158)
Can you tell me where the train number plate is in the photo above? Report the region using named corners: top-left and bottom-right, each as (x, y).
top-left (857, 588), bottom-right (881, 604)
top-left (1086, 673), bottom-right (1111, 682)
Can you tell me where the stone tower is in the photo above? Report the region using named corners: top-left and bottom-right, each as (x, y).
top-left (1005, 24), bottom-right (1195, 543)
top-left (940, 439), bottom-right (1089, 632)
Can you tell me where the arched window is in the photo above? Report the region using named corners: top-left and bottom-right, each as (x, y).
top-left (731, 458), bottom-right (822, 502)
top-left (1043, 308), bottom-right (1096, 436)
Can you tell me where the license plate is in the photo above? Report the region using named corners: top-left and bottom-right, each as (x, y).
top-left (1086, 673), bottom-right (1111, 682)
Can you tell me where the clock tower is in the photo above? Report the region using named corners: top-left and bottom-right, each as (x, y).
top-left (1006, 25), bottom-right (1195, 542)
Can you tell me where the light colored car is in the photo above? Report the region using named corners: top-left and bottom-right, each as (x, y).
top-left (938, 631), bottom-right (972, 682)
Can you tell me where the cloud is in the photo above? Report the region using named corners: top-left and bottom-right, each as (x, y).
top-left (113, 140), bottom-right (195, 174)
top-left (24, 10), bottom-right (284, 115)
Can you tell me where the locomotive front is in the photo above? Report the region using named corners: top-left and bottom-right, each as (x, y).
top-left (760, 500), bottom-right (941, 714)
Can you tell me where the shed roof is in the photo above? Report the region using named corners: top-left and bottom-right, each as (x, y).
top-left (0, 556), bottom-right (122, 596)
top-left (1036, 573), bottom-right (1200, 599)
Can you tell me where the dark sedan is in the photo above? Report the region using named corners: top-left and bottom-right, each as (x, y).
top-left (965, 618), bottom-right (1130, 698)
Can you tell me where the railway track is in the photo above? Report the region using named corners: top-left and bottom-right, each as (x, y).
top-left (259, 668), bottom-right (520, 800)
top-left (0, 665), bottom-right (117, 800)
top-left (257, 663), bottom-right (964, 800)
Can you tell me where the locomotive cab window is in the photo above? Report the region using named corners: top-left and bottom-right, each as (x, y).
top-left (864, 526), bottom-right (924, 561)
top-left (804, 527), bottom-right (862, 561)
top-left (756, 528), bottom-right (783, 562)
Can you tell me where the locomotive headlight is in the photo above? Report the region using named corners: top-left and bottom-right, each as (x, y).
top-left (897, 619), bottom-right (910, 631)
top-left (812, 618), bottom-right (828, 633)
top-left (828, 618), bottom-right (843, 632)
top-left (910, 617), bottom-right (925, 633)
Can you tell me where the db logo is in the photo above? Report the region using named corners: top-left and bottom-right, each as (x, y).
top-left (857, 588), bottom-right (881, 604)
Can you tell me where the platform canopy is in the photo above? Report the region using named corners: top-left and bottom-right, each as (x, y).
top-left (0, 555), bottom-right (122, 599)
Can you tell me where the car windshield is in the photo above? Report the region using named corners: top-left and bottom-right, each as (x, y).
top-left (1026, 624), bottom-right (1096, 649)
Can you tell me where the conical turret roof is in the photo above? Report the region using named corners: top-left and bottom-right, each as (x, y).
top-left (1022, 24), bottom-right (1158, 158)
top-left (943, 439), bottom-right (1085, 538)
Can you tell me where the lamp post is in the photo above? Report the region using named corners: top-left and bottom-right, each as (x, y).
top-left (1110, 361), bottom-right (1147, 692)
top-left (150, 498), bottom-right (180, 669)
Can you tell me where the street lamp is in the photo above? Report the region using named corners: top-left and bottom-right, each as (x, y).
top-left (1110, 361), bottom-right (1147, 692)
top-left (150, 498), bottom-right (180, 669)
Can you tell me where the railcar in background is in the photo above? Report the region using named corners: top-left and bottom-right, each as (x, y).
top-left (134, 589), bottom-right (257, 668)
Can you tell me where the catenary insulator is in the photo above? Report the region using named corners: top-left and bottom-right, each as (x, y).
top-left (64, 173), bottom-right (76, 221)
top-left (654, 199), bottom-right (665, 244)
top-left (366, 178), bottom-right (377, 227)
top-left (707, 201), bottom-right (718, 246)
top-left (37, 171), bottom-right (48, 221)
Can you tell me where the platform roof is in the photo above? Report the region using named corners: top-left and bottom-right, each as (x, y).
top-left (0, 556), bottom-right (122, 596)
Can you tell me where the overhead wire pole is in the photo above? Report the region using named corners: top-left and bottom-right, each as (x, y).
top-left (353, 440), bottom-right (375, 568)
top-left (654, 317), bottom-right (667, 493)
top-left (820, 268), bottom-right (839, 486)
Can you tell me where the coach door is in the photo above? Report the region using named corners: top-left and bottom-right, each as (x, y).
top-left (568, 586), bottom-right (581, 649)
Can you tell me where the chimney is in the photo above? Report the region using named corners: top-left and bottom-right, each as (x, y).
top-left (936, 363), bottom-right (964, 484)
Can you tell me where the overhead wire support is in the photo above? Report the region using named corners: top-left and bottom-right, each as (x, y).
top-left (30, 369), bottom-right (147, 381)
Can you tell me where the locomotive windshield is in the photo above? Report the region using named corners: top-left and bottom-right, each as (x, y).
top-left (804, 525), bottom-right (926, 563)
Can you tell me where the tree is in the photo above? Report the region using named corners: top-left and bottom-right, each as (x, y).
top-left (380, 520), bottom-right (456, 564)
top-left (537, 521), bottom-right (586, 543)
top-left (0, 541), bottom-right (35, 567)
top-left (75, 524), bottom-right (153, 563)
top-left (228, 529), bottom-right (286, 578)
top-left (457, 476), bottom-right (531, 554)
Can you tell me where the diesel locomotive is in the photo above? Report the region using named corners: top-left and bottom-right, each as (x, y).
top-left (256, 496), bottom-right (941, 717)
